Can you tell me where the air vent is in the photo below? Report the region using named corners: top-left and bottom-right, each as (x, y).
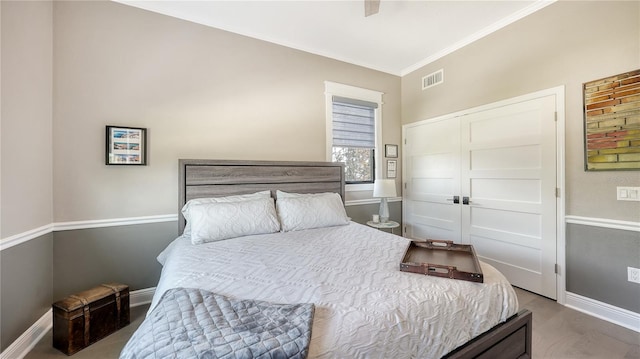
top-left (422, 69), bottom-right (444, 90)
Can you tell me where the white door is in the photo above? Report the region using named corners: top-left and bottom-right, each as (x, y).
top-left (404, 118), bottom-right (461, 242)
top-left (460, 95), bottom-right (557, 299)
top-left (403, 93), bottom-right (558, 299)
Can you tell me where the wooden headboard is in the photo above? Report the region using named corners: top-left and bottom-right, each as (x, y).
top-left (178, 159), bottom-right (345, 234)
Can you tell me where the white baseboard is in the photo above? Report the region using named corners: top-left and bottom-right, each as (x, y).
top-left (0, 310), bottom-right (52, 359)
top-left (130, 287), bottom-right (156, 307)
top-left (565, 291), bottom-right (640, 333)
top-left (0, 287), bottom-right (156, 359)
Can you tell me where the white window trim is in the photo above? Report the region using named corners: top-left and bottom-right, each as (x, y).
top-left (325, 81), bottom-right (384, 191)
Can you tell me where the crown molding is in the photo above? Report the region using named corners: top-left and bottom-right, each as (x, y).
top-left (400, 0), bottom-right (557, 76)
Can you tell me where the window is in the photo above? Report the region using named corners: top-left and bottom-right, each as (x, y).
top-left (331, 97), bottom-right (377, 183)
top-left (325, 82), bottom-right (383, 189)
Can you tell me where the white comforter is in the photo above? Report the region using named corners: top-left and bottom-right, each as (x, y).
top-left (151, 222), bottom-right (518, 358)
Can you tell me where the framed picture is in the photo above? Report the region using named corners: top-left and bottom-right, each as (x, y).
top-left (106, 126), bottom-right (147, 165)
top-left (385, 144), bottom-right (398, 158)
top-left (387, 160), bottom-right (397, 178)
top-left (583, 69), bottom-right (640, 171)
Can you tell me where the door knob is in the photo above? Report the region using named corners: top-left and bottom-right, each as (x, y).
top-left (446, 196), bottom-right (460, 204)
top-left (463, 196), bottom-right (471, 205)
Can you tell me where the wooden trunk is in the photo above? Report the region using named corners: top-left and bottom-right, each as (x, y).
top-left (52, 283), bottom-right (130, 355)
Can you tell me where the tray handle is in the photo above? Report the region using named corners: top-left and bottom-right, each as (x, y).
top-left (424, 239), bottom-right (454, 248)
top-left (427, 263), bottom-right (457, 278)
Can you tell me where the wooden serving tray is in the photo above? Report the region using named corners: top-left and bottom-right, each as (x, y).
top-left (400, 239), bottom-right (483, 283)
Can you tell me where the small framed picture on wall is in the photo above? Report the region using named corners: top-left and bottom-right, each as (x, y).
top-left (106, 126), bottom-right (147, 165)
top-left (385, 144), bottom-right (398, 158)
top-left (387, 160), bottom-right (397, 178)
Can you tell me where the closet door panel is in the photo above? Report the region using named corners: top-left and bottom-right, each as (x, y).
top-left (404, 119), bottom-right (461, 242)
top-left (461, 95), bottom-right (557, 298)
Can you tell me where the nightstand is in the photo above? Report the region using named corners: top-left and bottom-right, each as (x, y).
top-left (366, 220), bottom-right (400, 234)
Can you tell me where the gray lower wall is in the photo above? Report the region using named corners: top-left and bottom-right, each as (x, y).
top-left (346, 201), bottom-right (402, 234)
top-left (567, 223), bottom-right (640, 313)
top-left (52, 222), bottom-right (178, 301)
top-left (0, 233), bottom-right (53, 351)
top-left (6, 207), bottom-right (638, 352)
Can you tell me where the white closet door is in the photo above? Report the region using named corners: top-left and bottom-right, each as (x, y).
top-left (404, 118), bottom-right (461, 242)
top-left (403, 93), bottom-right (558, 299)
top-left (460, 95), bottom-right (557, 299)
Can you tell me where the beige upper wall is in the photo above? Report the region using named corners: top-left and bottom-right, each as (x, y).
top-left (1, 1), bottom-right (53, 237)
top-left (52, 1), bottom-right (400, 222)
top-left (11, 0), bottom-right (638, 226)
top-left (402, 1), bottom-right (640, 222)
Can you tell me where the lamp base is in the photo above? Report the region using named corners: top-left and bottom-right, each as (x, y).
top-left (379, 197), bottom-right (389, 223)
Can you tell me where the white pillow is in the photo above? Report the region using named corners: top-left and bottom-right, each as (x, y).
top-left (189, 197), bottom-right (280, 245)
top-left (182, 191), bottom-right (271, 237)
top-left (276, 192), bottom-right (349, 232)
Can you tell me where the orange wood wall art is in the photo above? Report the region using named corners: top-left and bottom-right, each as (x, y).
top-left (584, 69), bottom-right (640, 170)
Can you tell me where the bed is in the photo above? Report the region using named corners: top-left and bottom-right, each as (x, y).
top-left (122, 159), bottom-right (532, 359)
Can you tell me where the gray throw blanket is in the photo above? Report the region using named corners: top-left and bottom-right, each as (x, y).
top-left (120, 288), bottom-right (315, 359)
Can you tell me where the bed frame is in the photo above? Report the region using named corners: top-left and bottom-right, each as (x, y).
top-left (178, 159), bottom-right (533, 359)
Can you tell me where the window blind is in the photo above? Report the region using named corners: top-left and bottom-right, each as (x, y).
top-left (332, 96), bottom-right (377, 148)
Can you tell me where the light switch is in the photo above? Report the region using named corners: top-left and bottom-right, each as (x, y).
top-left (617, 186), bottom-right (640, 201)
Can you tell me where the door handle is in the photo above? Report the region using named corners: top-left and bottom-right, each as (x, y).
top-left (446, 196), bottom-right (460, 204)
top-left (462, 196), bottom-right (471, 205)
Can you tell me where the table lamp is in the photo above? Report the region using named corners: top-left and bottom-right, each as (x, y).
top-left (373, 179), bottom-right (396, 223)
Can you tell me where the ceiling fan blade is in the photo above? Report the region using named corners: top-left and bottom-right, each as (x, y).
top-left (364, 0), bottom-right (380, 17)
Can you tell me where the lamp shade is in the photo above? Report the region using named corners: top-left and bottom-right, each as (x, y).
top-left (373, 179), bottom-right (397, 198)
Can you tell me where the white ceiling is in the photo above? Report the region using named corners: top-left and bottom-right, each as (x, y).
top-left (115, 0), bottom-right (555, 76)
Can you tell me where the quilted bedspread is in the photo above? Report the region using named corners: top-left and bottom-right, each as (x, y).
top-left (120, 287), bottom-right (314, 359)
top-left (144, 222), bottom-right (518, 358)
